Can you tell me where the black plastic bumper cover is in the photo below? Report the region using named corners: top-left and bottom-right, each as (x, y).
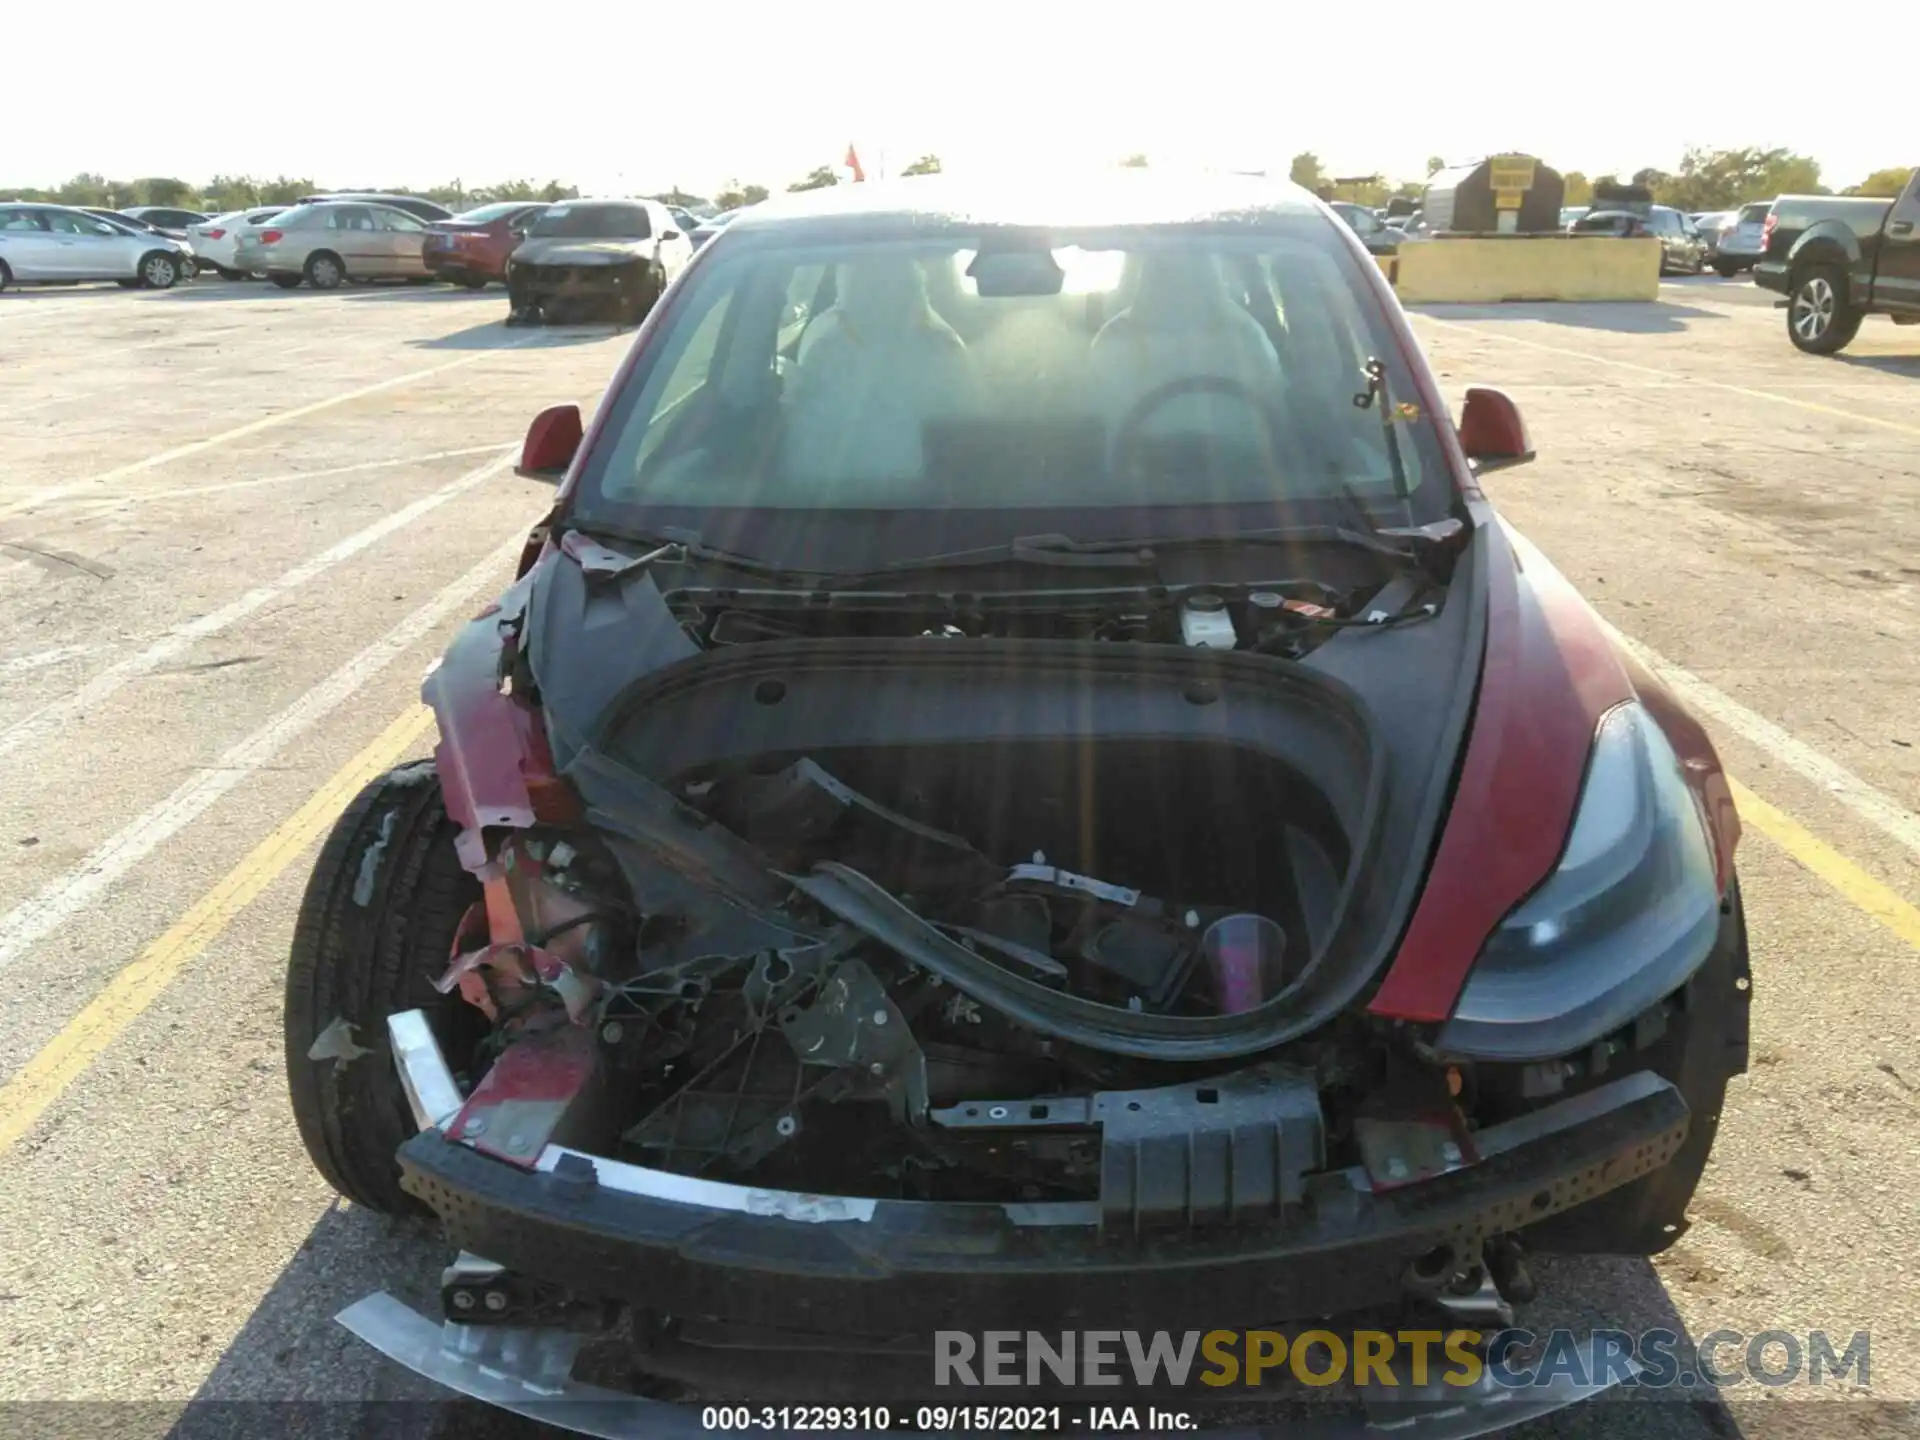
top-left (398, 1071), bottom-right (1689, 1335)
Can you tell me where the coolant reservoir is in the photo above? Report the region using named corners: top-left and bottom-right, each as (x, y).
top-left (1202, 913), bottom-right (1288, 1013)
top-left (1180, 593), bottom-right (1238, 649)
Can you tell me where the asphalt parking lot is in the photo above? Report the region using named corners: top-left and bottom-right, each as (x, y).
top-left (1, 273), bottom-right (1918, 1440)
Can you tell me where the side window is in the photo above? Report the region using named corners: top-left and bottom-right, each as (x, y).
top-left (782, 263), bottom-right (828, 341)
top-left (378, 209), bottom-right (426, 232)
top-left (329, 206), bottom-right (374, 231)
top-left (0, 208), bottom-right (46, 232)
top-left (1894, 173), bottom-right (1920, 220)
top-left (44, 210), bottom-right (115, 236)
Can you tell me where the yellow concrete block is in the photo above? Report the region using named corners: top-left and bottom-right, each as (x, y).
top-left (1390, 237), bottom-right (1661, 303)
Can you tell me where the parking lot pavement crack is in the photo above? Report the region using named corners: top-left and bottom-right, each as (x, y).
top-left (0, 541), bottom-right (114, 580)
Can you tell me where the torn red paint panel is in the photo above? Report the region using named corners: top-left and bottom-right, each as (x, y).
top-left (424, 569), bottom-right (575, 872)
top-left (445, 1025), bottom-right (598, 1167)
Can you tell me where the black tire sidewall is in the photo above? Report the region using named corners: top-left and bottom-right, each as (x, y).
top-left (1788, 265), bottom-right (1862, 355)
top-left (283, 760), bottom-right (481, 1214)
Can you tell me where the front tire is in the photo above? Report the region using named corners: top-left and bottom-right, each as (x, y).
top-left (304, 250), bottom-right (346, 291)
top-left (1788, 265), bottom-right (1863, 354)
top-left (284, 760), bottom-right (482, 1215)
top-left (138, 251), bottom-right (181, 289)
top-left (0, 259), bottom-right (11, 293)
top-left (1713, 259), bottom-right (1738, 278)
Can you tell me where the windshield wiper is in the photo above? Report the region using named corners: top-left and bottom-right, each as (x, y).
top-left (826, 533), bottom-right (1173, 588)
top-left (830, 523), bottom-right (1450, 589)
top-left (1352, 356), bottom-right (1414, 516)
top-left (553, 517), bottom-right (806, 582)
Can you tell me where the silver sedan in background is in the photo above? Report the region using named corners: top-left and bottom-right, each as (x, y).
top-left (0, 203), bottom-right (193, 290)
top-left (233, 201), bottom-right (434, 290)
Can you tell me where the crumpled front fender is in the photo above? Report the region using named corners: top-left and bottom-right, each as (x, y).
top-left (423, 566), bottom-right (576, 873)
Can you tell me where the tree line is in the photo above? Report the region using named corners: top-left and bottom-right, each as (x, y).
top-left (1285, 147), bottom-right (1914, 211)
top-left (7, 149), bottom-right (1906, 218)
top-left (0, 174), bottom-right (592, 211)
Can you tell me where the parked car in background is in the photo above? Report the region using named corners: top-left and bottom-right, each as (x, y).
top-left (1559, 205), bottom-right (1590, 228)
top-left (1689, 210), bottom-right (1733, 263)
top-left (118, 205), bottom-right (211, 238)
top-left (668, 206), bottom-right (700, 237)
top-left (296, 192), bottom-right (454, 223)
top-left (235, 201), bottom-right (434, 290)
top-left (689, 207), bottom-right (747, 251)
top-left (1328, 200), bottom-right (1400, 255)
top-left (504, 198), bottom-right (692, 325)
top-left (80, 207), bottom-right (199, 271)
top-left (1756, 169), bottom-right (1920, 353)
top-left (1570, 206), bottom-right (1705, 275)
top-left (423, 201), bottom-right (547, 288)
top-left (1710, 201), bottom-right (1772, 277)
top-left (189, 207), bottom-right (291, 279)
top-left (0, 203), bottom-right (192, 290)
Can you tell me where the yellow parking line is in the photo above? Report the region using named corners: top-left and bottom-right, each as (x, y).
top-left (0, 704), bottom-right (435, 1158)
top-left (1730, 776), bottom-right (1920, 950)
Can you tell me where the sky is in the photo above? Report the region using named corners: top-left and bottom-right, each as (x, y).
top-left (12, 0), bottom-right (1912, 198)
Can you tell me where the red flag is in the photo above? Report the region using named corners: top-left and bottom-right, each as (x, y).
top-left (845, 144), bottom-right (866, 182)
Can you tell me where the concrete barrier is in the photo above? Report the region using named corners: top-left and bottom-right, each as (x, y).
top-left (1390, 236), bottom-right (1660, 303)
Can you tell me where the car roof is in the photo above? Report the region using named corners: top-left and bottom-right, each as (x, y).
top-left (303, 191), bottom-right (430, 202)
top-left (721, 171), bottom-right (1325, 239)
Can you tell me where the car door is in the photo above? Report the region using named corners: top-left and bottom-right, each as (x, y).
top-left (323, 205), bottom-right (379, 274)
top-left (41, 208), bottom-right (138, 279)
top-left (373, 206), bottom-right (430, 275)
top-left (1874, 172), bottom-right (1920, 312)
top-left (651, 202), bottom-right (692, 280)
top-left (0, 206), bottom-right (59, 281)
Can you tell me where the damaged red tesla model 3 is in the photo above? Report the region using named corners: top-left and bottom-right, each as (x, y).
top-left (285, 174), bottom-right (1749, 1435)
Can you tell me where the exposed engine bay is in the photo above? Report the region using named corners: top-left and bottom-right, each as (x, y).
top-left (419, 534), bottom-right (1488, 1219)
top-left (439, 732), bottom-right (1368, 1208)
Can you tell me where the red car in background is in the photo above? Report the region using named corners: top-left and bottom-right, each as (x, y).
top-left (423, 201), bottom-right (546, 288)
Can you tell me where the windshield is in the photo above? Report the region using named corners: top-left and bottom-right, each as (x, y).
top-left (454, 201), bottom-right (530, 223)
top-left (571, 221), bottom-right (1455, 561)
top-left (529, 203), bottom-right (649, 239)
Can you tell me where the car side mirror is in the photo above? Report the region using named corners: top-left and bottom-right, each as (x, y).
top-left (517, 404), bottom-right (582, 483)
top-left (1458, 387), bottom-right (1534, 473)
top-left (661, 229), bottom-right (680, 240)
